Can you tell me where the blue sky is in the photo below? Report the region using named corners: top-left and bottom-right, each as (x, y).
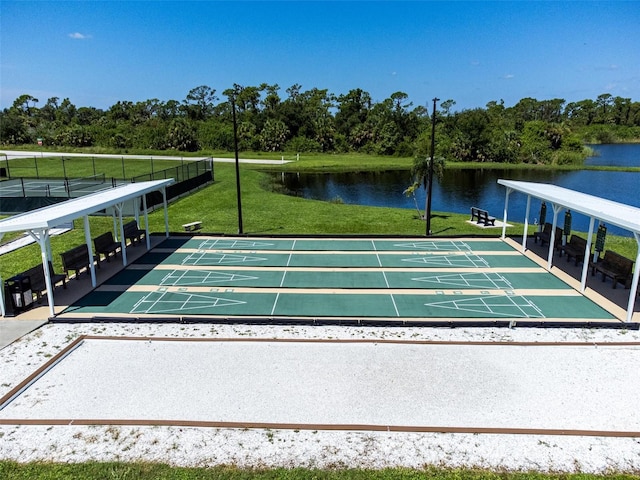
top-left (1, 1), bottom-right (639, 111)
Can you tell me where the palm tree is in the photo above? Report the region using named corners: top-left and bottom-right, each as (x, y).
top-left (404, 153), bottom-right (445, 220)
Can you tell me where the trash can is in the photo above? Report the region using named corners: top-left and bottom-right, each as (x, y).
top-left (4, 276), bottom-right (33, 315)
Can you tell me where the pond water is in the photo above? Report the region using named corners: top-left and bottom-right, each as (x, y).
top-left (276, 144), bottom-right (640, 237)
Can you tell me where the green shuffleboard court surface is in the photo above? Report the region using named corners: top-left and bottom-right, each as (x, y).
top-left (105, 268), bottom-right (571, 291)
top-left (60, 236), bottom-right (619, 323)
top-left (134, 251), bottom-right (538, 269)
top-left (65, 289), bottom-right (613, 320)
top-left (157, 237), bottom-right (516, 252)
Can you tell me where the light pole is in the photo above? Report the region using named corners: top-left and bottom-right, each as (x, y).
top-left (230, 93), bottom-right (243, 234)
top-left (425, 97), bottom-right (439, 236)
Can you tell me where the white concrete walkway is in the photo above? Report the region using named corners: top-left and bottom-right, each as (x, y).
top-left (0, 150), bottom-right (291, 164)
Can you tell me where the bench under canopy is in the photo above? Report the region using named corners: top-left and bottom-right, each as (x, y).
top-left (0, 179), bottom-right (174, 318)
top-left (498, 179), bottom-right (640, 323)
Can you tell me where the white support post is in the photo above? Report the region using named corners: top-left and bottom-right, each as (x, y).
top-left (133, 197), bottom-right (140, 225)
top-left (162, 187), bottom-right (169, 238)
top-left (501, 187), bottom-right (511, 240)
top-left (580, 217), bottom-right (595, 292)
top-left (547, 204), bottom-right (562, 271)
top-left (111, 208), bottom-right (118, 241)
top-left (83, 216), bottom-right (97, 288)
top-left (626, 232), bottom-right (640, 323)
top-left (143, 193), bottom-right (151, 250)
top-left (521, 195), bottom-right (531, 253)
top-left (115, 203), bottom-right (127, 266)
top-left (33, 229), bottom-right (56, 318)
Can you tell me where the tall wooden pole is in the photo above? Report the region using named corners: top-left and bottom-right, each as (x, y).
top-left (426, 97), bottom-right (439, 236)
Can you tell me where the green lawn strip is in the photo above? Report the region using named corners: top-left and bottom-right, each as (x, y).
top-left (3, 155), bottom-right (198, 180)
top-left (4, 461), bottom-right (636, 480)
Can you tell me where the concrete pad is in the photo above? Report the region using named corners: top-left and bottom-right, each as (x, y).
top-left (0, 320), bottom-right (48, 350)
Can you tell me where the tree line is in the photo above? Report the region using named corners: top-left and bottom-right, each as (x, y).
top-left (2, 85), bottom-right (639, 164)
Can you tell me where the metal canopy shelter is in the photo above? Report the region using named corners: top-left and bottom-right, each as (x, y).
top-left (498, 179), bottom-right (640, 323)
top-left (0, 179), bottom-right (174, 318)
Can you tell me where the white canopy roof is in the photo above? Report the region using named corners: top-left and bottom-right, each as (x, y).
top-left (498, 179), bottom-right (639, 323)
top-left (0, 179), bottom-right (174, 234)
top-left (0, 179), bottom-right (174, 318)
top-left (498, 180), bottom-right (640, 235)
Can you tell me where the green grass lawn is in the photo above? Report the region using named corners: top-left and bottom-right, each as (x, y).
top-left (1, 160), bottom-right (638, 280)
top-left (1, 461), bottom-right (638, 479)
top-left (0, 162), bottom-right (526, 279)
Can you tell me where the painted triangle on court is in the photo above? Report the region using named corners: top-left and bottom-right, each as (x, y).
top-left (182, 252), bottom-right (267, 265)
top-left (161, 269), bottom-right (259, 286)
top-left (131, 291), bottom-right (247, 314)
top-left (394, 241), bottom-right (470, 251)
top-left (423, 295), bottom-right (544, 318)
top-left (402, 254), bottom-right (488, 267)
top-left (199, 239), bottom-right (276, 249)
top-left (412, 272), bottom-right (512, 289)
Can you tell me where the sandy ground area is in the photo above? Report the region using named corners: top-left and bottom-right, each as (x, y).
top-left (1, 322), bottom-right (640, 472)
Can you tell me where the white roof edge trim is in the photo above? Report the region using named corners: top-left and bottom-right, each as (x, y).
top-left (0, 179), bottom-right (174, 233)
top-left (498, 179), bottom-right (640, 234)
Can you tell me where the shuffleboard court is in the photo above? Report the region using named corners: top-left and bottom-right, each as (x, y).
top-left (157, 237), bottom-right (516, 252)
top-left (133, 251), bottom-right (537, 269)
top-left (58, 235), bottom-right (619, 324)
top-left (105, 268), bottom-right (571, 290)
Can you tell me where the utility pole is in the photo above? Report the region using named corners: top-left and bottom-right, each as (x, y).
top-left (230, 93), bottom-right (243, 234)
top-left (426, 97), bottom-right (439, 236)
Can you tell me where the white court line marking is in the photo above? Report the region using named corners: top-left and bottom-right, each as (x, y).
top-left (411, 272), bottom-right (512, 289)
top-left (131, 291), bottom-right (247, 314)
top-left (372, 240), bottom-right (390, 288)
top-left (271, 292), bottom-right (280, 316)
top-left (389, 294), bottom-right (400, 317)
top-left (402, 254), bottom-right (489, 268)
top-left (160, 270), bottom-right (260, 286)
top-left (393, 241), bottom-right (471, 251)
top-left (182, 252), bottom-right (268, 266)
top-left (423, 294), bottom-right (544, 319)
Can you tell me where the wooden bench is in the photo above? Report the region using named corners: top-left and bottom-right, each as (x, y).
top-left (15, 262), bottom-right (66, 303)
top-left (93, 232), bottom-right (121, 264)
top-left (560, 235), bottom-right (588, 265)
top-left (61, 244), bottom-right (95, 278)
top-left (182, 221), bottom-right (202, 232)
top-left (123, 221), bottom-right (145, 245)
top-left (590, 250), bottom-right (634, 289)
top-left (533, 223), bottom-right (563, 250)
top-left (470, 207), bottom-right (495, 226)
